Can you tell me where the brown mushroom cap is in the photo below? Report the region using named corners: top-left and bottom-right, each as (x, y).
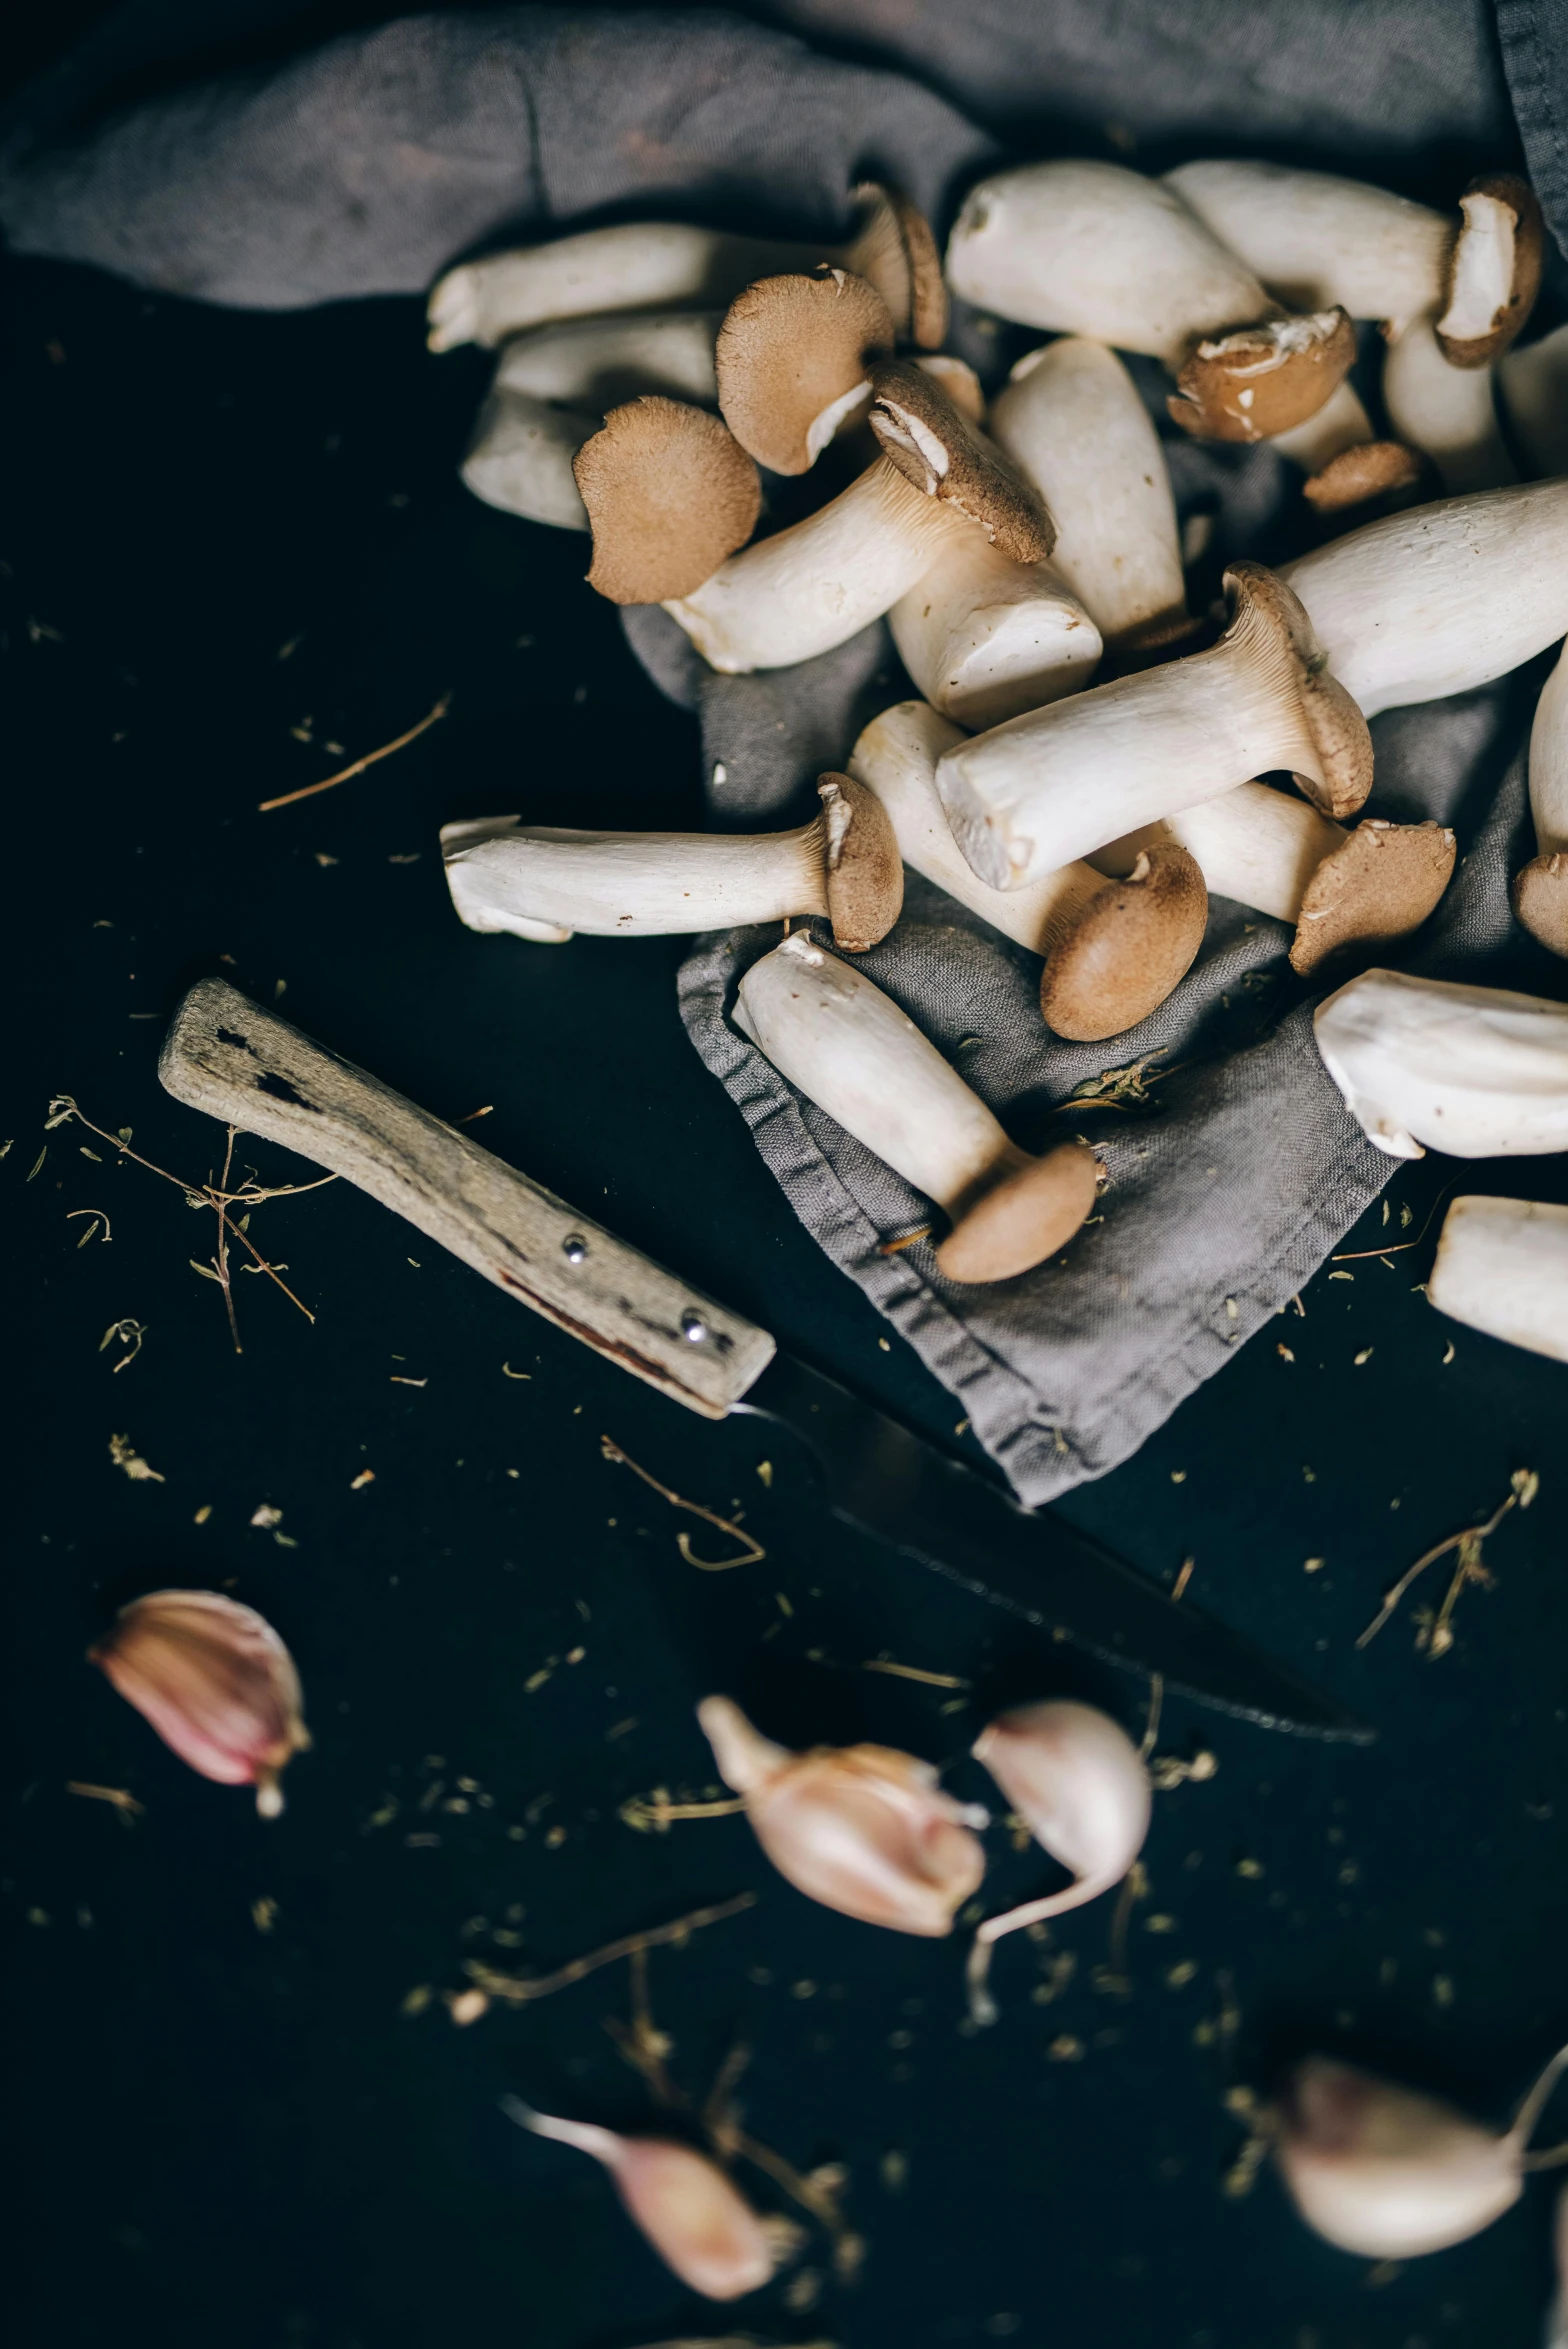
top-left (936, 1140), bottom-right (1100, 1284)
top-left (817, 771), bottom-right (903, 951)
top-left (868, 359), bottom-right (1054, 563)
top-left (1169, 308), bottom-right (1356, 442)
top-left (1438, 173), bottom-right (1544, 367)
top-left (1302, 440), bottom-right (1427, 514)
top-left (1513, 851), bottom-right (1568, 958)
top-left (1223, 561), bottom-right (1375, 820)
top-left (847, 183), bottom-right (948, 350)
top-left (1289, 819), bottom-right (1457, 975)
top-left (716, 269), bottom-right (894, 475)
top-left (1039, 845), bottom-right (1208, 1041)
top-left (573, 397), bottom-right (760, 605)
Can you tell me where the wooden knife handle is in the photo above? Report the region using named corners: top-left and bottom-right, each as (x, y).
top-left (158, 978), bottom-right (775, 1418)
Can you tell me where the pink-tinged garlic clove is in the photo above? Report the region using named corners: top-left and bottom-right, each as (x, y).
top-left (971, 1700), bottom-right (1151, 1940)
top-left (88, 1589), bottom-right (310, 1816)
top-left (697, 1695), bottom-right (987, 1936)
top-left (502, 2100), bottom-right (775, 2299)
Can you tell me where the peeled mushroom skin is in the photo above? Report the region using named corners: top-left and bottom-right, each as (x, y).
top-left (1313, 967), bottom-right (1568, 1159)
top-left (1428, 1194), bottom-right (1568, 1365)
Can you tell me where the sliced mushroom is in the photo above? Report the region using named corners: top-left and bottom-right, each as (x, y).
top-left (1098, 787), bottom-right (1454, 974)
top-left (1281, 480), bottom-right (1568, 717)
top-left (657, 361), bottom-right (1053, 672)
top-left (946, 160), bottom-right (1354, 439)
top-left (1514, 640), bottom-right (1568, 957)
top-left (715, 267), bottom-right (893, 474)
top-left (849, 700), bottom-right (1207, 1039)
top-left (1428, 1194), bottom-right (1568, 1364)
top-left (1499, 321), bottom-right (1568, 476)
top-left (461, 310), bottom-right (722, 530)
top-left (441, 774), bottom-right (901, 952)
top-left (734, 931), bottom-right (1101, 1281)
top-left (1381, 313), bottom-right (1517, 493)
top-left (988, 338), bottom-right (1193, 653)
top-left (935, 562), bottom-right (1372, 891)
top-left (1314, 967), bottom-right (1568, 1157)
top-left (428, 182), bottom-right (945, 351)
top-left (888, 536), bottom-right (1102, 730)
top-left (573, 397), bottom-right (762, 604)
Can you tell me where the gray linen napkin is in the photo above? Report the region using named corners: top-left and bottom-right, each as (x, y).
top-left (6, 1), bottom-right (1566, 1499)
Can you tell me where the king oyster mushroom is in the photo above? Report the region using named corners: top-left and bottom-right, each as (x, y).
top-left (428, 181), bottom-right (946, 351)
top-left (1280, 480), bottom-right (1568, 718)
top-left (1380, 314), bottom-right (1518, 494)
top-left (714, 266), bottom-right (894, 474)
top-left (1514, 640), bottom-right (1568, 958)
top-left (460, 310), bottom-right (723, 530)
top-left (440, 773), bottom-right (902, 953)
top-left (572, 398), bottom-right (762, 604)
top-left (1499, 322), bottom-right (1568, 477)
top-left (1428, 1194), bottom-right (1568, 1366)
top-left (734, 932), bottom-right (1102, 1282)
top-left (1314, 968), bottom-right (1568, 1158)
top-left (848, 701), bottom-right (1208, 1040)
top-left (584, 361), bottom-right (1055, 671)
top-left (934, 563), bottom-right (1373, 891)
top-left (946, 159), bottom-right (1355, 441)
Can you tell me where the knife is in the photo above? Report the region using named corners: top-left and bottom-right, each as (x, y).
top-left (158, 977), bottom-right (1369, 1742)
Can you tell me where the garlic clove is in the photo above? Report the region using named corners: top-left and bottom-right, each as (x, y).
top-left (88, 1589), bottom-right (310, 1816)
top-left (970, 1699), bottom-right (1151, 1938)
top-left (503, 2100), bottom-right (774, 2299)
top-left (1272, 2056), bottom-right (1523, 2258)
top-left (697, 1695), bottom-right (987, 1937)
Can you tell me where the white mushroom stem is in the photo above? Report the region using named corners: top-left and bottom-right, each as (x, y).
top-left (1314, 967), bottom-right (1568, 1158)
top-left (1269, 379), bottom-right (1377, 473)
top-left (850, 700), bottom-right (1154, 949)
top-left (665, 458), bottom-right (970, 673)
top-left (1515, 640), bottom-right (1568, 957)
top-left (1381, 315), bottom-right (1516, 493)
top-left (1281, 480), bottom-right (1568, 716)
top-left (934, 571), bottom-right (1348, 888)
top-left (1500, 322), bottom-right (1568, 476)
top-left (1094, 783), bottom-right (1344, 923)
top-left (1163, 161), bottom-right (1453, 336)
top-left (462, 311), bottom-right (722, 529)
top-left (442, 820), bottom-right (829, 938)
top-left (988, 338), bottom-right (1189, 648)
top-left (889, 538), bottom-right (1101, 729)
top-left (1428, 1195), bottom-right (1568, 1365)
top-left (734, 931), bottom-right (1099, 1281)
top-left (946, 160), bottom-right (1271, 362)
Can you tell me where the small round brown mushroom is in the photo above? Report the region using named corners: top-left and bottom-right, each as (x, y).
top-left (1169, 309), bottom-right (1357, 442)
top-left (1037, 845), bottom-right (1209, 1039)
top-left (935, 1143), bottom-right (1102, 1284)
top-left (1290, 819), bottom-right (1457, 973)
top-left (716, 268), bottom-right (895, 474)
top-left (573, 396), bottom-right (761, 604)
top-left (1301, 439), bottom-right (1428, 513)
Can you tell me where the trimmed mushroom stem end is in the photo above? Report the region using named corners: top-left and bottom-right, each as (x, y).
top-left (1429, 1195), bottom-right (1568, 1365)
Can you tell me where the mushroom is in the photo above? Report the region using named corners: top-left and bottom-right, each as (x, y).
top-left (945, 160), bottom-right (1355, 440)
top-left (1097, 786), bottom-right (1454, 976)
top-left (887, 538), bottom-right (1103, 730)
top-left (848, 700), bottom-right (1207, 1039)
top-left (715, 267), bottom-right (893, 473)
top-left (1381, 313), bottom-right (1518, 493)
top-left (1313, 967), bottom-right (1568, 1158)
top-left (1514, 639), bottom-right (1568, 957)
top-left (934, 562), bottom-right (1373, 891)
top-left (1428, 1194), bottom-right (1568, 1366)
top-left (460, 310), bottom-right (722, 530)
top-left (1163, 163), bottom-right (1542, 357)
top-left (734, 930), bottom-right (1101, 1281)
top-left (987, 338), bottom-right (1194, 654)
top-left (1280, 480), bottom-right (1568, 717)
top-left (1270, 381), bottom-right (1426, 515)
top-left (655, 360), bottom-right (1053, 671)
top-left (428, 182), bottom-right (946, 351)
top-left (441, 773), bottom-right (902, 952)
top-left (573, 397), bottom-right (761, 604)
top-left (1499, 321), bottom-right (1568, 477)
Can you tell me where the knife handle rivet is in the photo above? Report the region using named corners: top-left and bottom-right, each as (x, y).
top-left (562, 1234), bottom-right (588, 1265)
top-left (680, 1310), bottom-right (709, 1344)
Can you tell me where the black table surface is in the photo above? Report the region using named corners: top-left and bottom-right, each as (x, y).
top-left (6, 216), bottom-right (1568, 2349)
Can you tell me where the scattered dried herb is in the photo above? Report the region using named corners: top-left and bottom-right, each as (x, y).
top-left (601, 1436), bottom-right (765, 1570)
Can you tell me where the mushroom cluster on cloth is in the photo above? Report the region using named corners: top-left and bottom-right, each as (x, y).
top-left (7, 0), bottom-right (1567, 1503)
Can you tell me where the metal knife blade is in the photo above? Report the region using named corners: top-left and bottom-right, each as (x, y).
top-left (158, 978), bottom-right (1370, 1742)
top-left (740, 1352), bottom-right (1370, 1741)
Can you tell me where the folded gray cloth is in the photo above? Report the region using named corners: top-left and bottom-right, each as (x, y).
top-left (7, 2), bottom-right (1566, 1500)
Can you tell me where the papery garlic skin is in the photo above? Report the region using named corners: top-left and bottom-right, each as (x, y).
top-left (89, 1589), bottom-right (310, 1816)
top-left (697, 1695), bottom-right (987, 1936)
top-left (1314, 968), bottom-right (1568, 1159)
top-left (503, 2100), bottom-right (774, 2299)
top-left (1273, 2057), bottom-right (1523, 2258)
top-left (971, 1700), bottom-right (1151, 1936)
top-left (1428, 1195), bottom-right (1568, 1364)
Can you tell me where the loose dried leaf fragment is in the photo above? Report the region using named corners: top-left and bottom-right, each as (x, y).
top-left (109, 1433), bottom-right (164, 1483)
